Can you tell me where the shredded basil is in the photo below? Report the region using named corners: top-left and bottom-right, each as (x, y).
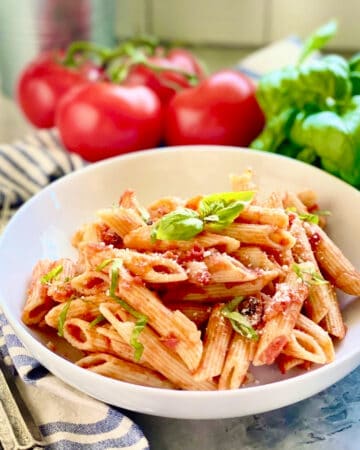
top-left (292, 263), bottom-right (328, 286)
top-left (57, 300), bottom-right (71, 337)
top-left (221, 297), bottom-right (259, 341)
top-left (41, 265), bottom-right (63, 284)
top-left (89, 314), bottom-right (105, 328)
top-left (109, 260), bottom-right (148, 361)
top-left (96, 258), bottom-right (114, 271)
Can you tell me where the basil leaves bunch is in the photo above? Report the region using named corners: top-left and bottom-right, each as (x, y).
top-left (151, 191), bottom-right (255, 241)
top-left (251, 20), bottom-right (360, 188)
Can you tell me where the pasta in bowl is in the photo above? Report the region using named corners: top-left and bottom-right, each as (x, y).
top-left (1, 146), bottom-right (360, 419)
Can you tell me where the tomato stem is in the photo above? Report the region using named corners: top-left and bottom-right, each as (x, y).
top-left (62, 35), bottom-right (160, 68)
top-left (109, 51), bottom-right (199, 86)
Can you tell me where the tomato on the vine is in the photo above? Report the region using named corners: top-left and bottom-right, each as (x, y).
top-left (56, 82), bottom-right (163, 162)
top-left (17, 50), bottom-right (101, 129)
top-left (165, 70), bottom-right (265, 147)
top-left (123, 48), bottom-right (205, 105)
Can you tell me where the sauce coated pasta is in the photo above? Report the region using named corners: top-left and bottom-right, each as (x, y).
top-left (22, 172), bottom-right (360, 390)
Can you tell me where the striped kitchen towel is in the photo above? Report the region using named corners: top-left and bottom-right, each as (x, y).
top-left (0, 311), bottom-right (149, 449)
top-left (0, 38), bottom-right (303, 449)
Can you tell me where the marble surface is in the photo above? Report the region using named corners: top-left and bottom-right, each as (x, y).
top-left (126, 366), bottom-right (360, 449)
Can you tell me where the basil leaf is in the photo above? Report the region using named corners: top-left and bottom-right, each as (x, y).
top-left (89, 314), bottom-right (105, 328)
top-left (286, 207), bottom-right (319, 224)
top-left (58, 300), bottom-right (71, 337)
top-left (199, 191), bottom-right (255, 230)
top-left (96, 258), bottom-right (114, 271)
top-left (221, 297), bottom-right (259, 341)
top-left (298, 20), bottom-right (338, 65)
top-left (41, 265), bottom-right (63, 284)
top-left (109, 260), bottom-right (148, 361)
top-left (131, 315), bottom-right (147, 361)
top-left (152, 208), bottom-right (203, 241)
top-left (292, 263), bottom-right (328, 286)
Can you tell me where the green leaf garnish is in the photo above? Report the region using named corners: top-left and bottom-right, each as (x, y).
top-left (96, 258), bottom-right (114, 271)
top-left (199, 191), bottom-right (255, 230)
top-left (221, 297), bottom-right (259, 341)
top-left (152, 191), bottom-right (255, 241)
top-left (292, 263), bottom-right (328, 286)
top-left (41, 265), bottom-right (63, 284)
top-left (130, 315), bottom-right (147, 361)
top-left (286, 207), bottom-right (320, 224)
top-left (57, 300), bottom-right (71, 337)
top-left (298, 19), bottom-right (338, 65)
top-left (89, 314), bottom-right (105, 328)
top-left (109, 260), bottom-right (148, 361)
top-left (151, 208), bottom-right (204, 241)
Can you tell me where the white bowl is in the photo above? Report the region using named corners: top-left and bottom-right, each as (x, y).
top-left (1, 146), bottom-right (360, 419)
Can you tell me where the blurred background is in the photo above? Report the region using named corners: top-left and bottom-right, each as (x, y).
top-left (0, 0), bottom-right (358, 140)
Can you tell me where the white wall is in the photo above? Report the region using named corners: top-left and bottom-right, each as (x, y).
top-left (115, 0), bottom-right (360, 50)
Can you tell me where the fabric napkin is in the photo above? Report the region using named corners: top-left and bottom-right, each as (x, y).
top-left (0, 38), bottom-right (304, 449)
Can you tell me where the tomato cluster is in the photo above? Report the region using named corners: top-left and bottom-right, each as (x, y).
top-left (17, 40), bottom-right (264, 162)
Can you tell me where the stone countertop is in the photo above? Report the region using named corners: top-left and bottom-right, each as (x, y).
top-left (1, 48), bottom-right (360, 450)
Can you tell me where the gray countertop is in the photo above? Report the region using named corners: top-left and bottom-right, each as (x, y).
top-left (126, 365), bottom-right (360, 449)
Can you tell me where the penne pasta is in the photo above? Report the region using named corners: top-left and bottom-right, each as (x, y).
top-left (194, 304), bottom-right (233, 381)
top-left (304, 222), bottom-right (360, 296)
top-left (77, 353), bottom-right (175, 389)
top-left (218, 334), bottom-right (256, 390)
top-left (22, 173), bottom-right (359, 391)
top-left (216, 223), bottom-right (296, 250)
top-left (253, 269), bottom-right (309, 366)
top-left (99, 303), bottom-right (216, 391)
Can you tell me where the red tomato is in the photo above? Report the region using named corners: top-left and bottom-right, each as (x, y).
top-left (17, 51), bottom-right (100, 128)
top-left (123, 48), bottom-right (205, 105)
top-left (56, 82), bottom-right (163, 162)
top-left (165, 70), bottom-right (265, 147)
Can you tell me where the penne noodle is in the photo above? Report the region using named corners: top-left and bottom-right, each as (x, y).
top-left (290, 218), bottom-right (329, 323)
top-left (124, 227), bottom-right (240, 254)
top-left (282, 329), bottom-right (327, 365)
top-left (204, 251), bottom-right (258, 283)
top-left (77, 353), bottom-right (175, 389)
top-left (277, 354), bottom-right (309, 374)
top-left (114, 264), bottom-right (203, 371)
top-left (232, 246), bottom-right (281, 272)
top-left (121, 249), bottom-right (188, 283)
top-left (304, 222), bottom-right (360, 296)
top-left (238, 205), bottom-right (289, 228)
top-left (44, 296), bottom-right (105, 329)
top-left (215, 223), bottom-right (296, 250)
top-left (165, 301), bottom-right (212, 327)
top-left (70, 270), bottom-right (109, 296)
top-left (22, 260), bottom-right (57, 325)
top-left (99, 303), bottom-right (216, 391)
top-left (229, 170), bottom-right (256, 192)
top-left (147, 196), bottom-right (185, 220)
top-left (97, 206), bottom-right (144, 238)
top-left (194, 304), bottom-right (233, 381)
top-left (295, 313), bottom-right (335, 363)
top-left (319, 287), bottom-right (347, 340)
top-left (253, 269), bottom-right (309, 366)
top-left (218, 334), bottom-right (256, 390)
top-left (163, 269), bottom-right (280, 302)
